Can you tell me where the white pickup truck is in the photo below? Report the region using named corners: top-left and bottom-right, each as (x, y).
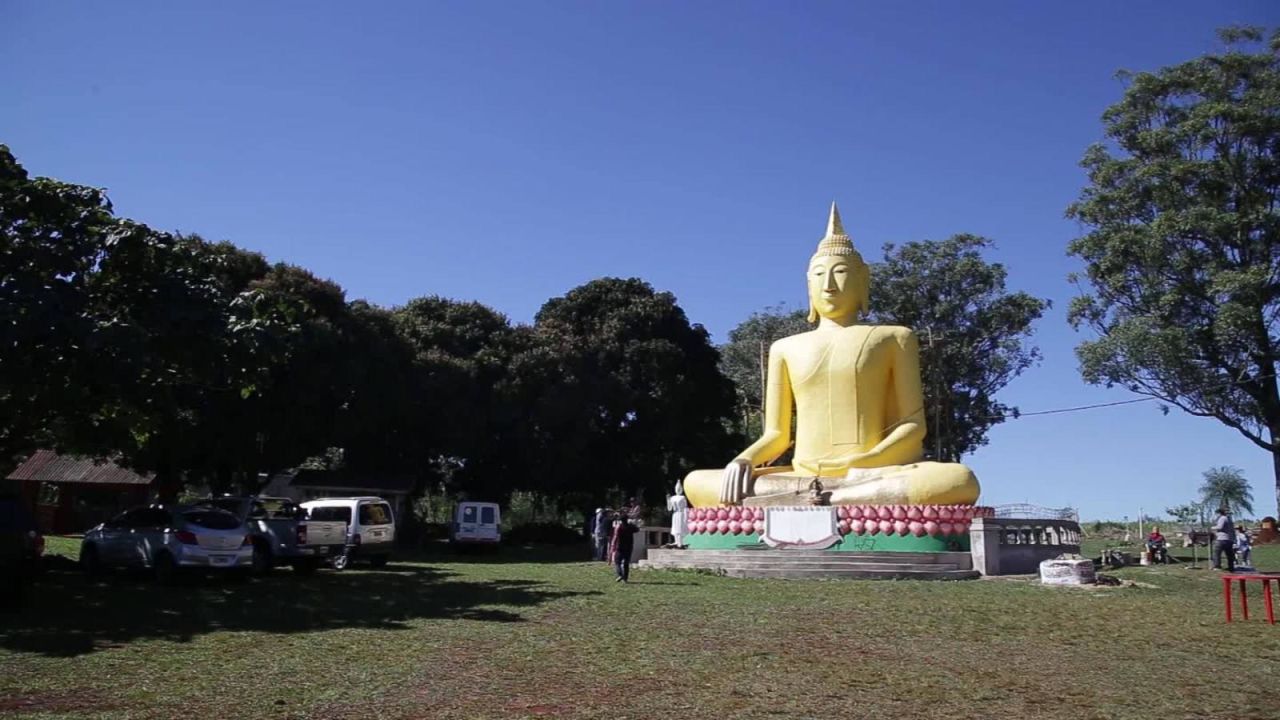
top-left (198, 496), bottom-right (348, 575)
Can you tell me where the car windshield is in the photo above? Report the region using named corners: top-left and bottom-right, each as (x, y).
top-left (308, 506), bottom-right (352, 523)
top-left (359, 503), bottom-right (392, 525)
top-left (182, 510), bottom-right (242, 531)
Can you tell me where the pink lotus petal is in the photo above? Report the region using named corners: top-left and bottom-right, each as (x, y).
top-left (877, 506), bottom-right (892, 520)
top-left (893, 520), bottom-right (908, 536)
top-left (939, 522), bottom-right (954, 536)
top-left (909, 521), bottom-right (925, 537)
top-left (878, 520), bottom-right (894, 535)
top-left (838, 520), bottom-right (851, 535)
top-left (907, 506), bottom-right (922, 521)
top-left (924, 521), bottom-right (940, 536)
top-left (892, 506), bottom-right (907, 521)
top-left (849, 519), bottom-right (865, 535)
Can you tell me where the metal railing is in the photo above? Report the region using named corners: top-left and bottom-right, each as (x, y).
top-left (992, 504), bottom-right (1079, 522)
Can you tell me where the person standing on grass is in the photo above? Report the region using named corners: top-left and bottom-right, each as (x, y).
top-left (592, 508), bottom-right (609, 561)
top-left (613, 518), bottom-right (638, 583)
top-left (1212, 507), bottom-right (1236, 572)
top-left (1236, 525), bottom-right (1252, 568)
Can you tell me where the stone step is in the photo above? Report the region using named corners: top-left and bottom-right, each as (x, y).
top-left (642, 548), bottom-right (977, 580)
top-left (646, 559), bottom-right (968, 572)
top-left (648, 549), bottom-right (971, 567)
top-left (712, 567), bottom-right (980, 581)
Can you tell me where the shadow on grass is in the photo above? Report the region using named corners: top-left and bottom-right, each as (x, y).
top-left (0, 559), bottom-right (599, 658)
top-left (409, 542), bottom-right (592, 565)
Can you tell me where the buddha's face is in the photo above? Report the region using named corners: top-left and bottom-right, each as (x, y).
top-left (808, 254), bottom-right (866, 322)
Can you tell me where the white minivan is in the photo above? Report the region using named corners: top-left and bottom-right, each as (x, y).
top-left (450, 502), bottom-right (501, 546)
top-left (300, 497), bottom-right (395, 569)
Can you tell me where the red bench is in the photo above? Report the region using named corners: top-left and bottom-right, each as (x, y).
top-left (1221, 573), bottom-right (1280, 625)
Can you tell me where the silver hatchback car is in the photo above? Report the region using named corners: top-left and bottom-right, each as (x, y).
top-left (80, 504), bottom-right (253, 583)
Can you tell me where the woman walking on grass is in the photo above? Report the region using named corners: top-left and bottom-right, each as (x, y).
top-left (613, 518), bottom-right (638, 583)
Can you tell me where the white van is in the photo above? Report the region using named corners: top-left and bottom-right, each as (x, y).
top-left (450, 502), bottom-right (501, 546)
top-left (300, 497), bottom-right (395, 569)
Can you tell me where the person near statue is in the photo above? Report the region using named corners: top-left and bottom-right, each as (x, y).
top-left (612, 517), bottom-right (638, 583)
top-left (591, 508), bottom-right (610, 561)
top-left (1212, 507), bottom-right (1236, 572)
top-left (682, 203), bottom-right (980, 508)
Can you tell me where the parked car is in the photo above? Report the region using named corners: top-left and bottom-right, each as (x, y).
top-left (1, 496), bottom-right (43, 607)
top-left (197, 496), bottom-right (347, 575)
top-left (80, 505), bottom-right (252, 584)
top-left (300, 497), bottom-right (395, 569)
top-left (449, 502), bottom-right (501, 547)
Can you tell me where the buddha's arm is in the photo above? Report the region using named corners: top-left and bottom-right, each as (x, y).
top-left (825, 330), bottom-right (927, 469)
top-left (857, 330), bottom-right (927, 466)
top-left (734, 341), bottom-right (793, 467)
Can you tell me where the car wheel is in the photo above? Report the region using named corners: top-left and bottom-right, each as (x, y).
top-left (80, 544), bottom-right (102, 577)
top-left (154, 553), bottom-right (179, 586)
top-left (331, 551), bottom-right (350, 571)
top-left (251, 542), bottom-right (273, 576)
top-left (369, 555), bottom-right (389, 569)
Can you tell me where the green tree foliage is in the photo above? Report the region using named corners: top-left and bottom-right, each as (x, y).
top-left (1, 145), bottom-right (744, 513)
top-left (0, 145), bottom-right (117, 464)
top-left (1066, 27), bottom-right (1280, 514)
top-left (718, 305), bottom-right (808, 436)
top-left (531, 278), bottom-right (740, 507)
top-left (1199, 465), bottom-right (1256, 516)
top-left (869, 235), bottom-right (1049, 461)
top-left (392, 296), bottom-right (529, 499)
top-left (1165, 502), bottom-right (1205, 526)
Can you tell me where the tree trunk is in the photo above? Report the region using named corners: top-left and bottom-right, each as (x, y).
top-left (1272, 441), bottom-right (1280, 519)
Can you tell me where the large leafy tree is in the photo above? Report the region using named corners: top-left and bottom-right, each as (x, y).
top-left (1199, 465), bottom-right (1256, 516)
top-left (1066, 27), bottom-right (1280, 514)
top-left (531, 278), bottom-right (740, 508)
top-left (0, 145), bottom-right (116, 465)
top-left (392, 296), bottom-right (529, 499)
top-left (869, 235), bottom-right (1049, 461)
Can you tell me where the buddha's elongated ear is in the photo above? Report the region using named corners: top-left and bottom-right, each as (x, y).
top-left (807, 302), bottom-right (818, 324)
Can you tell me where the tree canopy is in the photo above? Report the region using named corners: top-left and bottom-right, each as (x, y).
top-left (1, 145), bottom-right (743, 512)
top-left (1066, 27), bottom-right (1280, 514)
top-left (1198, 465), bottom-right (1256, 516)
top-left (869, 235), bottom-right (1049, 462)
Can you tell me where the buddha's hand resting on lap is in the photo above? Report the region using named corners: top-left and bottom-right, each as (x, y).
top-left (720, 459), bottom-right (753, 505)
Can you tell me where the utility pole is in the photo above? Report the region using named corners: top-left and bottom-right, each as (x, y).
top-left (925, 327), bottom-right (942, 461)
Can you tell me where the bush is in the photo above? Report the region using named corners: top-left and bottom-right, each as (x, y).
top-left (504, 523), bottom-right (584, 546)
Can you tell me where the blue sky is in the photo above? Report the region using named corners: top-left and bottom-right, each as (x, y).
top-left (5, 1), bottom-right (1279, 520)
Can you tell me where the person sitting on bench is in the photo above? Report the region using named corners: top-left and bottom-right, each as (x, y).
top-left (1146, 526), bottom-right (1168, 564)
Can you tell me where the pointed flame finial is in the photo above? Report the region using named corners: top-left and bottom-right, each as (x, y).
top-left (826, 201), bottom-right (844, 238)
top-left (813, 201), bottom-right (858, 258)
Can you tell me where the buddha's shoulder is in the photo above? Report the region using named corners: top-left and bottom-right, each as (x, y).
top-left (771, 325), bottom-right (919, 352)
top-left (867, 325), bottom-right (919, 345)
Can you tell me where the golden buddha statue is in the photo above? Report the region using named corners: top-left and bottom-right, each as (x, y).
top-left (682, 203), bottom-right (981, 508)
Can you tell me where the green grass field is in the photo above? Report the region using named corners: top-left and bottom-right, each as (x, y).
top-left (2, 538), bottom-right (1279, 719)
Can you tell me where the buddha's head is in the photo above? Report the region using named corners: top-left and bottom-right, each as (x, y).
top-left (807, 202), bottom-right (870, 324)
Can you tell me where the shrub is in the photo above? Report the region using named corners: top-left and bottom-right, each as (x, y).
top-left (504, 522), bottom-right (584, 546)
